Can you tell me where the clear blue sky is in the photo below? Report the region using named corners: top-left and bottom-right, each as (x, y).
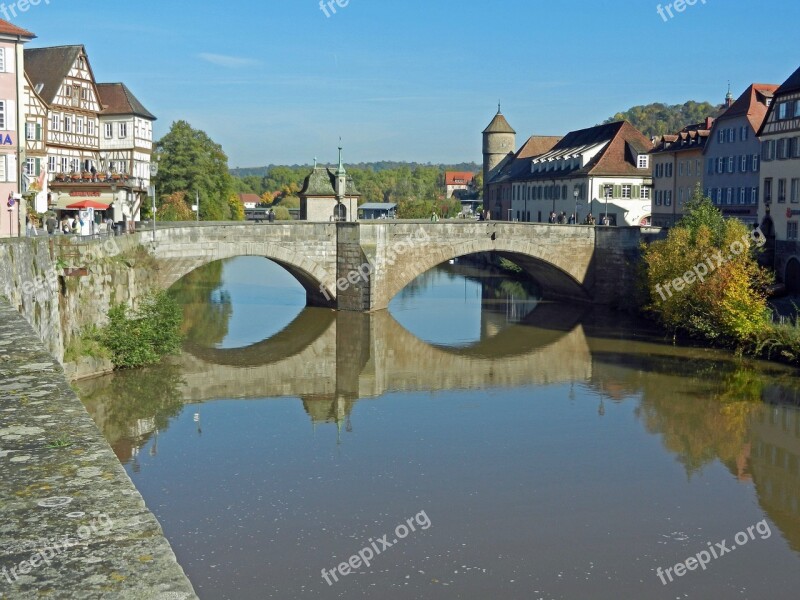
top-left (8, 0), bottom-right (800, 167)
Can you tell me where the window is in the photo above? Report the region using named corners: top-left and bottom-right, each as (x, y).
top-left (718, 129), bottom-right (724, 144)
top-left (764, 178), bottom-right (773, 204)
top-left (76, 118), bottom-right (84, 134)
top-left (741, 155), bottom-right (748, 172)
top-left (779, 103), bottom-right (789, 120)
top-left (792, 179), bottom-right (800, 204)
top-left (641, 187), bottom-right (650, 200)
top-left (739, 187), bottom-right (746, 204)
top-left (679, 161), bottom-right (684, 177)
top-left (717, 157), bottom-right (725, 173)
top-left (751, 188), bottom-right (759, 205)
top-left (24, 158), bottom-right (36, 176)
top-left (51, 113), bottom-right (60, 131)
top-left (778, 178), bottom-right (787, 203)
top-left (778, 138), bottom-right (789, 159)
top-left (59, 157), bottom-right (68, 173)
top-left (0, 100), bottom-right (5, 130)
top-left (695, 160), bottom-right (700, 176)
top-left (25, 122), bottom-right (35, 140)
top-left (118, 123), bottom-right (128, 138)
top-left (741, 126), bottom-right (749, 141)
top-left (622, 184), bottom-right (631, 199)
top-left (678, 188), bottom-right (684, 205)
top-left (726, 188), bottom-right (733, 205)
top-left (728, 156), bottom-right (735, 172)
top-left (48, 156), bottom-right (56, 174)
top-left (64, 117), bottom-right (71, 133)
top-left (665, 191), bottom-right (672, 206)
top-left (753, 154), bottom-right (760, 172)
top-left (666, 162), bottom-right (673, 177)
top-left (64, 85), bottom-right (71, 98)
top-left (637, 154), bottom-right (649, 169)
top-left (707, 158), bottom-right (714, 175)
top-left (795, 136), bottom-right (800, 158)
top-left (716, 188), bottom-right (723, 204)
top-left (70, 158), bottom-right (79, 173)
top-left (87, 120), bottom-right (95, 136)
top-left (763, 140), bottom-right (776, 161)
top-left (104, 123), bottom-right (113, 138)
top-left (80, 87), bottom-right (88, 101)
top-left (795, 102), bottom-right (800, 118)
top-left (788, 222), bottom-right (798, 241)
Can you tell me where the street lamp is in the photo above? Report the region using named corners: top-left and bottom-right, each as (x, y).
top-left (149, 157), bottom-right (159, 241)
top-left (573, 187), bottom-right (579, 224)
top-left (604, 186), bottom-right (611, 224)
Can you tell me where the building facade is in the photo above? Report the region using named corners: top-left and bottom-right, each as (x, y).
top-left (24, 45), bottom-right (155, 227)
top-left (703, 84), bottom-right (777, 225)
top-left (486, 119), bottom-right (653, 225)
top-left (299, 150), bottom-right (360, 222)
top-left (650, 120), bottom-right (712, 227)
top-left (444, 171), bottom-right (475, 198)
top-left (757, 65), bottom-right (800, 290)
top-left (0, 19), bottom-right (34, 238)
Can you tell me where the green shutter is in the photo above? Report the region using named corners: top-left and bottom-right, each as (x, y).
top-left (613, 184), bottom-right (621, 198)
top-left (633, 185), bottom-right (641, 199)
top-left (35, 124), bottom-right (41, 141)
top-left (35, 158), bottom-right (41, 176)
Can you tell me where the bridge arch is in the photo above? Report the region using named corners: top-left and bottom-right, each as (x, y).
top-left (378, 234), bottom-right (592, 309)
top-left (147, 225), bottom-right (339, 307)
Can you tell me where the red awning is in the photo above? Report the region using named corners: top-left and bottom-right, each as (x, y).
top-left (66, 200), bottom-right (111, 210)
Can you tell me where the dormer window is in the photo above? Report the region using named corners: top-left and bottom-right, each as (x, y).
top-left (637, 155), bottom-right (650, 169)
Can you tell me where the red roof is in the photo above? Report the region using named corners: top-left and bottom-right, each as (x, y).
top-left (238, 193), bottom-right (260, 204)
top-left (0, 19), bottom-right (35, 38)
top-left (445, 171), bottom-right (475, 186)
top-left (717, 83), bottom-right (779, 133)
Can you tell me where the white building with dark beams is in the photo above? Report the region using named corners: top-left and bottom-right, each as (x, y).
top-left (757, 65), bottom-right (800, 291)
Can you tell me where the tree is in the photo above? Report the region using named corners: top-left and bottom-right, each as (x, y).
top-left (227, 193), bottom-right (245, 221)
top-left (158, 191), bottom-right (194, 221)
top-left (642, 190), bottom-right (772, 345)
top-left (272, 206), bottom-right (292, 220)
top-left (154, 121), bottom-right (235, 221)
top-left (603, 101), bottom-right (721, 138)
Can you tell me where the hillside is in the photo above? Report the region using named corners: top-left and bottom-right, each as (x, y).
top-left (603, 100), bottom-right (723, 138)
top-left (231, 161), bottom-right (480, 179)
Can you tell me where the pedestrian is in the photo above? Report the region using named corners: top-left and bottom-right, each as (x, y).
top-left (46, 214), bottom-right (57, 236)
top-left (431, 212), bottom-right (439, 222)
top-left (548, 211), bottom-right (557, 224)
top-left (601, 215), bottom-right (611, 226)
top-left (568, 213), bottom-right (576, 225)
top-left (268, 209), bottom-right (275, 223)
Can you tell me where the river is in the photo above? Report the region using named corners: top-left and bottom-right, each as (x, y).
top-left (77, 256), bottom-right (800, 600)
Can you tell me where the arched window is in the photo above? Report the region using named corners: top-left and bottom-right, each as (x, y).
top-left (334, 203), bottom-right (347, 221)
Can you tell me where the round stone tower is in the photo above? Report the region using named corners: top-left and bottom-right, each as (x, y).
top-left (482, 105), bottom-right (516, 199)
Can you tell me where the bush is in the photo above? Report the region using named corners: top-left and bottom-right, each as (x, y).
top-left (100, 291), bottom-right (183, 369)
top-left (642, 191), bottom-right (773, 347)
top-left (273, 206), bottom-right (292, 220)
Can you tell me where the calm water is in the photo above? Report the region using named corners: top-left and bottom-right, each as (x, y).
top-left (78, 256), bottom-right (800, 600)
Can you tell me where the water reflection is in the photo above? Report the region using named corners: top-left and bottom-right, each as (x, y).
top-left (77, 260), bottom-right (800, 600)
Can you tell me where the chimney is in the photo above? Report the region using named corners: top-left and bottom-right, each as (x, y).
top-left (705, 117), bottom-right (714, 130)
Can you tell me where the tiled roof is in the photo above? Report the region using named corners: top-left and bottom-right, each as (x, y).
top-left (651, 124), bottom-right (711, 155)
top-left (300, 166), bottom-right (360, 197)
top-left (488, 136), bottom-right (562, 185)
top-left (97, 83), bottom-right (156, 120)
top-left (0, 18), bottom-right (35, 39)
top-left (492, 121), bottom-right (653, 183)
top-left (24, 45), bottom-right (84, 105)
top-left (715, 83), bottom-right (778, 132)
top-left (445, 171), bottom-right (475, 186)
top-left (483, 111), bottom-right (516, 134)
top-left (775, 65), bottom-right (800, 96)
top-left (238, 194), bottom-right (260, 204)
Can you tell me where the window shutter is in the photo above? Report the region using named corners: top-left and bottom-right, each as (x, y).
top-left (633, 185), bottom-right (641, 199)
top-left (4, 48), bottom-right (12, 74)
top-left (35, 159), bottom-right (41, 176)
top-left (613, 184), bottom-right (621, 198)
top-left (36, 123), bottom-right (41, 141)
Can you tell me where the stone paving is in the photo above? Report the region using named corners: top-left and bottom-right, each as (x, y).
top-left (0, 301), bottom-right (197, 599)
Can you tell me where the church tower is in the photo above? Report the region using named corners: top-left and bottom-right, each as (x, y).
top-left (482, 105), bottom-right (516, 199)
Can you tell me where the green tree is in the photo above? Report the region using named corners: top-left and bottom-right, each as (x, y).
top-left (273, 206), bottom-right (292, 220)
top-left (154, 120), bottom-right (235, 221)
top-left (227, 193), bottom-right (245, 221)
top-left (642, 191), bottom-right (772, 345)
top-left (158, 191), bottom-right (194, 221)
top-left (603, 100), bottom-right (721, 138)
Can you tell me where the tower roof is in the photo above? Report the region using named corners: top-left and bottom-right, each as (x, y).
top-left (483, 109), bottom-right (516, 134)
top-left (0, 19), bottom-right (35, 39)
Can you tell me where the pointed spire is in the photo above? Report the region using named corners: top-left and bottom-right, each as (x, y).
top-left (498, 100), bottom-right (502, 114)
top-left (336, 140), bottom-right (346, 176)
top-left (725, 81), bottom-right (734, 107)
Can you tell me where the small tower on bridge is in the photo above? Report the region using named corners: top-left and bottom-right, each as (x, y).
top-left (482, 104), bottom-right (516, 200)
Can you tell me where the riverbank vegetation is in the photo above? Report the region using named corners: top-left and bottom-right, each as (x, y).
top-left (641, 191), bottom-right (800, 364)
top-left (99, 291), bottom-right (183, 369)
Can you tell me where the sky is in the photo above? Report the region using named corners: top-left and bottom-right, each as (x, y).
top-left (6, 0), bottom-right (800, 167)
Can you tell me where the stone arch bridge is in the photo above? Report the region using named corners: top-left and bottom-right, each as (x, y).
top-left (82, 222), bottom-right (659, 311)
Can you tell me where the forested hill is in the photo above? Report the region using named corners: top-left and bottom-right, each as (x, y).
top-left (231, 161), bottom-right (480, 178)
top-left (603, 101), bottom-right (723, 138)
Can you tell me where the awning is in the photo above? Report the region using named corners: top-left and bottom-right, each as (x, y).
top-left (54, 195), bottom-right (115, 210)
top-left (66, 200), bottom-right (111, 210)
